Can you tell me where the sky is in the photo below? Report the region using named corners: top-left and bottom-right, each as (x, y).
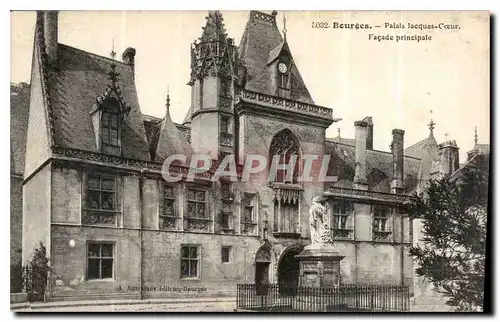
top-left (10, 10), bottom-right (490, 162)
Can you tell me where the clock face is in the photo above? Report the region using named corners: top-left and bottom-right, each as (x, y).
top-left (278, 62), bottom-right (288, 74)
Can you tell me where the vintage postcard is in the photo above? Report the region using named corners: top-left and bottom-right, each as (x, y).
top-left (10, 10), bottom-right (490, 313)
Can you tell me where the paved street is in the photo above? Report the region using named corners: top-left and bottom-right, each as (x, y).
top-left (13, 300), bottom-right (237, 312)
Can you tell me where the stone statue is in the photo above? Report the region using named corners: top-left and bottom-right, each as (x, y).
top-left (309, 196), bottom-right (331, 244)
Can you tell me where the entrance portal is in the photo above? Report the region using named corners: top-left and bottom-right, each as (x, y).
top-left (278, 248), bottom-right (301, 296)
top-left (254, 245), bottom-right (271, 295)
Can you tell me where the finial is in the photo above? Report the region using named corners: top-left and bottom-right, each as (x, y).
top-left (444, 132), bottom-right (449, 141)
top-left (166, 85), bottom-right (170, 112)
top-left (110, 38), bottom-right (116, 60)
top-left (474, 126), bottom-right (478, 146)
top-left (283, 14), bottom-right (287, 40)
top-left (337, 127), bottom-right (341, 138)
top-left (427, 109), bottom-right (435, 134)
top-left (107, 38), bottom-right (120, 85)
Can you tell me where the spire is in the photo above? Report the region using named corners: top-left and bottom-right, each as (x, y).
top-left (282, 14), bottom-right (287, 40)
top-left (199, 10), bottom-right (227, 42)
top-left (427, 109), bottom-right (436, 137)
top-left (189, 10), bottom-right (236, 84)
top-left (474, 126), bottom-right (478, 146)
top-left (166, 86), bottom-right (170, 114)
top-left (337, 127), bottom-right (341, 138)
top-left (108, 38), bottom-right (120, 86)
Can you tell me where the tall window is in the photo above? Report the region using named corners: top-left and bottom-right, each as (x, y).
top-left (221, 246), bottom-right (232, 263)
top-left (187, 188), bottom-right (210, 231)
top-left (187, 189), bottom-right (206, 218)
top-left (241, 193), bottom-right (257, 234)
top-left (101, 99), bottom-right (120, 155)
top-left (87, 242), bottom-right (114, 280)
top-left (85, 175), bottom-right (117, 226)
top-left (220, 116), bottom-right (230, 134)
top-left (160, 185), bottom-right (177, 230)
top-left (181, 245), bottom-right (200, 278)
top-left (242, 194), bottom-right (255, 224)
top-left (269, 129), bottom-right (301, 184)
top-left (220, 78), bottom-right (231, 97)
top-left (331, 201), bottom-right (353, 239)
top-left (373, 205), bottom-right (392, 240)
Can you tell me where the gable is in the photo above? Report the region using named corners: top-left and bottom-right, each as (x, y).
top-left (238, 11), bottom-right (314, 104)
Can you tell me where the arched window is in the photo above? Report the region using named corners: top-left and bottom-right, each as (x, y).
top-left (101, 98), bottom-right (121, 155)
top-left (269, 129), bottom-right (301, 184)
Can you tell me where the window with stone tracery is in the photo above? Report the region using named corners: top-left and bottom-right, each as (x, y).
top-left (269, 129), bottom-right (301, 184)
top-left (101, 98), bottom-right (121, 155)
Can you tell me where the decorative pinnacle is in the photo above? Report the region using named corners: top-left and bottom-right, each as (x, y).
top-left (444, 132), bottom-right (449, 141)
top-left (166, 85), bottom-right (170, 112)
top-left (428, 109), bottom-right (435, 134)
top-left (337, 127), bottom-right (341, 138)
top-left (283, 14), bottom-right (287, 40)
top-left (108, 38), bottom-right (120, 85)
top-left (474, 126), bottom-right (478, 146)
top-left (110, 38), bottom-right (116, 60)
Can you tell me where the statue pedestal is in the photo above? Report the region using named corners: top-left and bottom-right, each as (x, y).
top-left (293, 243), bottom-right (345, 311)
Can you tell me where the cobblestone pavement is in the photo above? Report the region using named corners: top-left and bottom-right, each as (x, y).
top-left (14, 301), bottom-right (237, 312)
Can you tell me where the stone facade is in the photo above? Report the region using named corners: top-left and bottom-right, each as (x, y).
top-left (15, 10), bottom-right (485, 302)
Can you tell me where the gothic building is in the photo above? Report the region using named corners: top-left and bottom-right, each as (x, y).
top-left (14, 10), bottom-right (487, 301)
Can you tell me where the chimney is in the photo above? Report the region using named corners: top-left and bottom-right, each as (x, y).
top-left (390, 129), bottom-right (405, 194)
top-left (353, 120), bottom-right (368, 189)
top-left (43, 11), bottom-right (58, 65)
top-left (438, 140), bottom-right (460, 177)
top-left (122, 47), bottom-right (136, 67)
top-left (362, 117), bottom-right (374, 150)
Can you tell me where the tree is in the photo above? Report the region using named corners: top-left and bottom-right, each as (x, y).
top-left (24, 241), bottom-right (50, 302)
top-left (408, 167), bottom-right (488, 311)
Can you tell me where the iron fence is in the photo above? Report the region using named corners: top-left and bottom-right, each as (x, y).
top-left (12, 263), bottom-right (49, 302)
top-left (236, 283), bottom-right (410, 312)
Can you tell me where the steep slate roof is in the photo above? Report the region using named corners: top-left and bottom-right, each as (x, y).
top-left (325, 140), bottom-right (422, 194)
top-left (328, 136), bottom-right (355, 146)
top-left (48, 44), bottom-right (151, 161)
top-left (182, 105), bottom-right (193, 125)
top-left (450, 148), bottom-right (490, 182)
top-left (237, 11), bottom-right (314, 104)
top-left (154, 102), bottom-right (193, 163)
top-left (10, 83), bottom-right (31, 175)
top-left (404, 132), bottom-right (438, 159)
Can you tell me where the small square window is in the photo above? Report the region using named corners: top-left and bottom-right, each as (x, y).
top-left (87, 242), bottom-right (114, 280)
top-left (221, 246), bottom-right (232, 263)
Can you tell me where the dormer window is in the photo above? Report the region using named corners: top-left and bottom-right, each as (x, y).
top-left (90, 95), bottom-right (123, 156)
top-left (101, 98), bottom-right (121, 155)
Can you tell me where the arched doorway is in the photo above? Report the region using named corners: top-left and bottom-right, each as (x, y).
top-left (277, 247), bottom-right (302, 296)
top-left (254, 244), bottom-right (271, 295)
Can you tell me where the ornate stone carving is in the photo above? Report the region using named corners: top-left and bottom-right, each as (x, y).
top-left (272, 185), bottom-right (302, 204)
top-left (324, 186), bottom-right (413, 205)
top-left (237, 89), bottom-right (333, 119)
top-left (51, 146), bottom-right (213, 180)
top-left (219, 96), bottom-right (232, 111)
top-left (250, 11), bottom-right (276, 24)
top-left (84, 212), bottom-right (117, 226)
top-left (162, 217), bottom-right (177, 229)
top-left (219, 132), bottom-right (233, 147)
top-left (187, 218), bottom-right (210, 231)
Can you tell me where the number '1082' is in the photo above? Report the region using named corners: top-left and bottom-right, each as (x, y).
top-left (312, 22), bottom-right (330, 28)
